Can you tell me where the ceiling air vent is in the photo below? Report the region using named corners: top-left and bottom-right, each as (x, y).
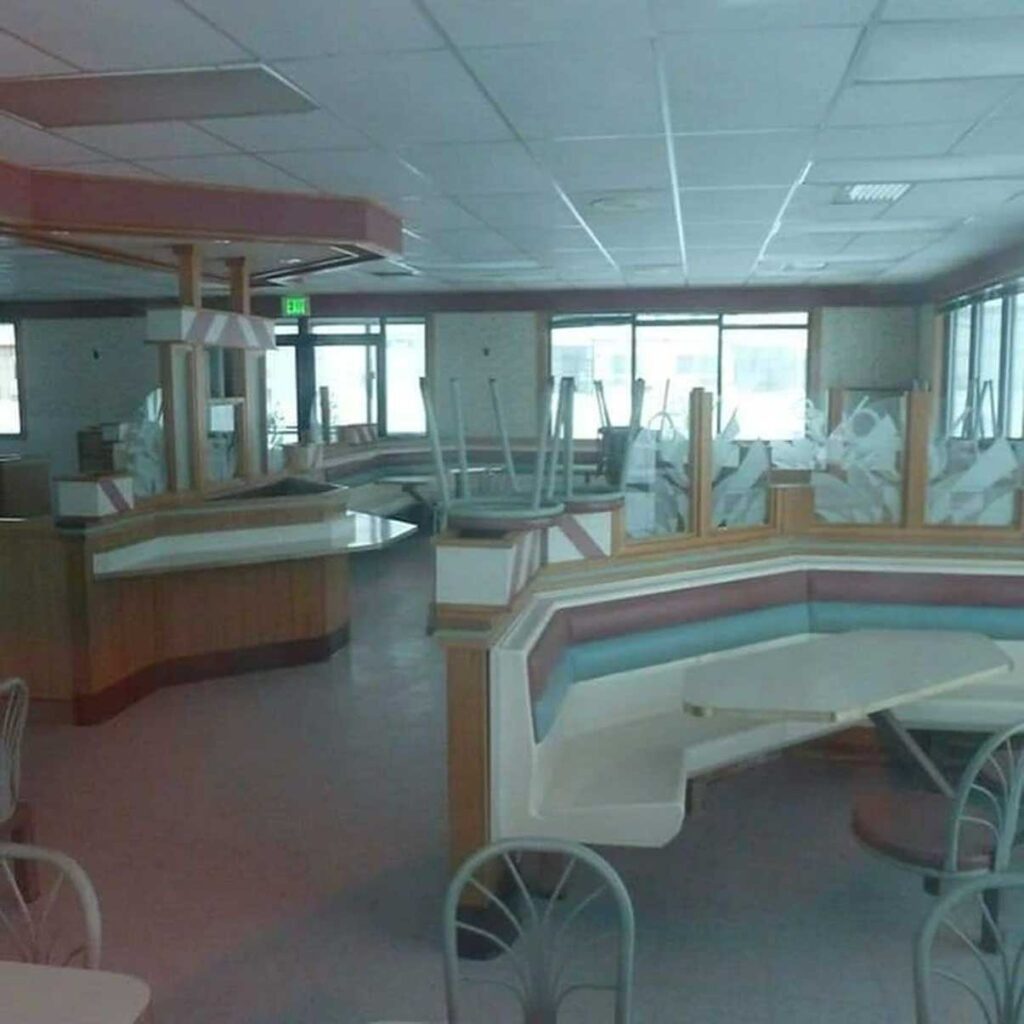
top-left (835, 183), bottom-right (911, 204)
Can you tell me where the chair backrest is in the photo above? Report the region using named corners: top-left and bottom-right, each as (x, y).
top-left (944, 721), bottom-right (1024, 873)
top-left (915, 872), bottom-right (1024, 1023)
top-left (0, 678), bottom-right (28, 823)
top-left (443, 838), bottom-right (634, 1024)
top-left (0, 842), bottom-right (102, 969)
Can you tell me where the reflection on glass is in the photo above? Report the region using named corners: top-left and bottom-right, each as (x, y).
top-left (947, 304), bottom-right (973, 435)
top-left (0, 323), bottom-right (20, 435)
top-left (712, 413), bottom-right (770, 528)
top-left (385, 320), bottom-right (426, 434)
top-left (635, 322), bottom-right (717, 428)
top-left (266, 345), bottom-right (298, 450)
top-left (315, 345), bottom-right (377, 432)
top-left (720, 327), bottom-right (807, 439)
top-left (551, 322), bottom-right (632, 439)
top-left (1009, 296), bottom-right (1024, 438)
top-left (927, 435), bottom-right (1021, 526)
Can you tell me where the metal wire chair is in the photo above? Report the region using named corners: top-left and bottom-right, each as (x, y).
top-left (442, 838), bottom-right (635, 1024)
top-left (915, 872), bottom-right (1024, 1023)
top-left (0, 842), bottom-right (102, 968)
top-left (0, 678), bottom-right (28, 825)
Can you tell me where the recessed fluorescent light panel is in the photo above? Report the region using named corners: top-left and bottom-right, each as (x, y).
top-left (0, 65), bottom-right (314, 127)
top-left (837, 183), bottom-right (911, 204)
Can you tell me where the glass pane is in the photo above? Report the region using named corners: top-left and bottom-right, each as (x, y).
top-left (722, 311), bottom-right (809, 327)
top-left (0, 323), bottom-right (20, 435)
top-left (635, 322), bottom-right (717, 432)
top-left (720, 326), bottom-right (807, 439)
top-left (1009, 296), bottom-right (1024, 438)
top-left (315, 345), bottom-right (377, 430)
top-left (385, 320), bottom-right (426, 434)
top-left (550, 322), bottom-right (632, 439)
top-left (947, 305), bottom-right (973, 436)
top-left (927, 435), bottom-right (1020, 526)
top-left (265, 345), bottom-right (298, 448)
top-left (312, 318), bottom-right (381, 337)
top-left (625, 391), bottom-right (690, 539)
top-left (976, 297), bottom-right (1003, 435)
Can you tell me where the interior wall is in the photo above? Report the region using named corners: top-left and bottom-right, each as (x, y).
top-left (816, 306), bottom-right (924, 395)
top-left (0, 317), bottom-right (157, 476)
top-left (430, 312), bottom-right (542, 439)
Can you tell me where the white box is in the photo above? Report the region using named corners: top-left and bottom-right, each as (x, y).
top-left (55, 475), bottom-right (135, 519)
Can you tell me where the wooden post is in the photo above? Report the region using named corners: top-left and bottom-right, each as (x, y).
top-left (689, 387), bottom-right (714, 537)
top-left (772, 484), bottom-right (815, 535)
top-left (172, 244), bottom-right (207, 490)
top-left (902, 388), bottom-right (931, 530)
top-left (226, 256), bottom-right (260, 478)
top-left (827, 387), bottom-right (845, 435)
top-left (445, 642), bottom-right (491, 873)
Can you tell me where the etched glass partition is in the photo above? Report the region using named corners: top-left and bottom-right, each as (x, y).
top-left (624, 391), bottom-right (690, 539)
top-left (712, 411), bottom-right (771, 528)
top-left (810, 391), bottom-right (906, 524)
top-left (119, 388), bottom-right (167, 497)
top-left (926, 434), bottom-right (1023, 526)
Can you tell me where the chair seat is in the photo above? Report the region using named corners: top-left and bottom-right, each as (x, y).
top-left (852, 789), bottom-right (995, 873)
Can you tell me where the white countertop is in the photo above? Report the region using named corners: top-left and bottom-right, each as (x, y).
top-left (682, 630), bottom-right (1013, 724)
top-left (0, 962), bottom-right (151, 1024)
top-left (92, 511), bottom-right (417, 579)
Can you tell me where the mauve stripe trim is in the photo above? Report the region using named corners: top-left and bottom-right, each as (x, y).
top-left (809, 571), bottom-right (1024, 607)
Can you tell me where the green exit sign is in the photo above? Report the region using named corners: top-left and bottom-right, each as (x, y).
top-left (282, 295), bottom-right (310, 317)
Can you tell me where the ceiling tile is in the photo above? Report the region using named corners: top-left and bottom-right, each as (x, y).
top-left (608, 246), bottom-right (682, 268)
top-left (883, 179), bottom-right (1024, 217)
top-left (419, 228), bottom-right (525, 261)
top-left (661, 28), bottom-right (860, 131)
top-left (500, 225), bottom-right (596, 254)
top-left (0, 115), bottom-right (105, 165)
top-left (0, 30), bottom-right (74, 75)
top-left (401, 142), bottom-right (551, 194)
top-left (685, 249), bottom-right (760, 283)
top-left (882, 0), bottom-right (1024, 18)
top-left (136, 154), bottom-right (313, 192)
top-left (463, 38), bottom-right (661, 139)
top-left (840, 231), bottom-right (948, 257)
top-left (680, 187), bottom-right (789, 222)
top-left (195, 111), bottom-right (370, 153)
top-left (684, 222), bottom-right (774, 248)
top-left (279, 50), bottom-right (511, 144)
top-left (586, 209), bottom-right (679, 248)
top-left (57, 121), bottom-right (235, 159)
top-left (954, 119), bottom-right (1024, 157)
top-left (674, 131), bottom-right (813, 188)
top-left (828, 80), bottom-right (1017, 126)
top-left (265, 148), bottom-right (434, 198)
top-left (785, 184), bottom-right (888, 223)
top-left (426, 0), bottom-right (654, 45)
top-left (814, 122), bottom-right (968, 160)
top-left (455, 192), bottom-right (577, 227)
top-left (39, 160), bottom-right (167, 180)
top-left (388, 196), bottom-right (485, 231)
top-left (532, 138), bottom-right (671, 192)
top-left (858, 21), bottom-right (1024, 82)
top-left (186, 0), bottom-right (440, 59)
top-left (0, 0), bottom-right (247, 71)
top-left (767, 232), bottom-right (858, 256)
top-left (652, 0), bottom-right (875, 30)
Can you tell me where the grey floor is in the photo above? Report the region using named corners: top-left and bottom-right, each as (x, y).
top-left (22, 536), bottom-right (934, 1022)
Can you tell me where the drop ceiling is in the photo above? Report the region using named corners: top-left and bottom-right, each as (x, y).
top-left (2, 0), bottom-right (1024, 298)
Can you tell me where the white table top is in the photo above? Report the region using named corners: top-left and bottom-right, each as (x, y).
top-left (0, 961), bottom-right (151, 1024)
top-left (682, 630), bottom-right (1013, 724)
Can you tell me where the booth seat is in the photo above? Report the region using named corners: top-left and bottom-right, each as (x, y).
top-left (491, 565), bottom-right (1024, 848)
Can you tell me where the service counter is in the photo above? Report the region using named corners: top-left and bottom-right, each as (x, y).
top-left (0, 480), bottom-right (414, 723)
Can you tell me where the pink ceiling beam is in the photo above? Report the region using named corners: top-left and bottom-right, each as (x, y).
top-left (0, 159), bottom-right (402, 254)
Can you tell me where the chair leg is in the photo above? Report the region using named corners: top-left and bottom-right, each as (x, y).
top-left (5, 803), bottom-right (40, 902)
top-left (981, 885), bottom-right (1001, 955)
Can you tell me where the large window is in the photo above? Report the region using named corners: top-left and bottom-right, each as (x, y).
top-left (270, 317), bottom-right (426, 440)
top-left (942, 289), bottom-right (1024, 437)
top-left (550, 311), bottom-right (809, 439)
top-left (0, 323), bottom-right (22, 437)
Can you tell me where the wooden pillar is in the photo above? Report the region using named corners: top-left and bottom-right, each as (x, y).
top-left (827, 387), bottom-right (845, 435)
top-left (772, 484), bottom-right (815, 535)
top-left (226, 256), bottom-right (261, 478)
top-left (172, 245), bottom-right (208, 489)
top-left (445, 641), bottom-right (491, 873)
top-left (902, 388), bottom-right (931, 529)
top-left (689, 387), bottom-right (714, 537)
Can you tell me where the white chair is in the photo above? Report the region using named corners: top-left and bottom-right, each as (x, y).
top-left (0, 678), bottom-right (28, 825)
top-left (443, 838), bottom-right (635, 1024)
top-left (0, 842), bottom-right (102, 969)
top-left (914, 872), bottom-right (1024, 1023)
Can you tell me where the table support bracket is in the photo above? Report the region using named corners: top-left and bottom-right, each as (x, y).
top-left (869, 709), bottom-right (955, 798)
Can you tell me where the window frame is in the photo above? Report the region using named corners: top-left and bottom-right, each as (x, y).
top-left (0, 320), bottom-right (26, 440)
top-left (548, 310), bottom-right (811, 439)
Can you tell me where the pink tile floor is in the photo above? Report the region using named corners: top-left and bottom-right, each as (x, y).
top-left (22, 537), bottom-right (935, 1022)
